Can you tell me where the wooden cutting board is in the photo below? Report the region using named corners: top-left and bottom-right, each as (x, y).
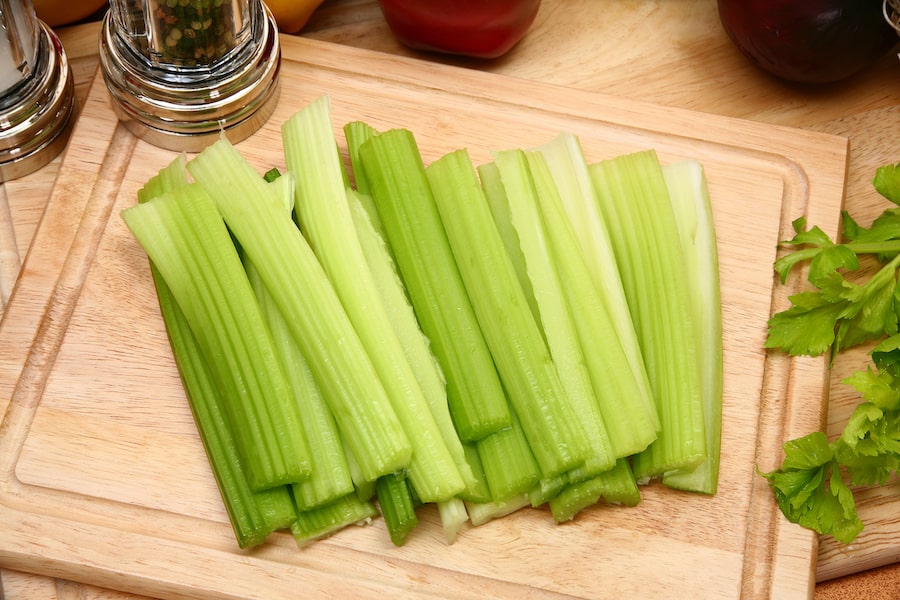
top-left (0, 35), bottom-right (849, 599)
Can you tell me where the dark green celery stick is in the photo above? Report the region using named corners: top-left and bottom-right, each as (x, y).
top-left (426, 148), bottom-right (589, 479)
top-left (122, 183), bottom-right (311, 492)
top-left (282, 98), bottom-right (463, 504)
top-left (246, 260), bottom-right (355, 510)
top-left (186, 138), bottom-right (412, 484)
top-left (589, 150), bottom-right (707, 481)
top-left (136, 159), bottom-right (296, 548)
top-left (291, 494), bottom-right (379, 548)
top-left (357, 128), bottom-right (509, 442)
top-left (548, 458), bottom-right (642, 523)
top-left (660, 159), bottom-right (723, 495)
top-left (461, 442), bottom-right (493, 504)
top-left (376, 471), bottom-right (419, 546)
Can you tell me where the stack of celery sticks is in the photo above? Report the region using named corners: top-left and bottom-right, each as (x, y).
top-left (121, 95), bottom-right (722, 549)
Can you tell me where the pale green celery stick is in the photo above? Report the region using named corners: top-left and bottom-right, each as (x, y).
top-left (476, 403), bottom-right (541, 501)
top-left (660, 159), bottom-right (723, 495)
top-left (482, 150), bottom-right (615, 478)
top-left (548, 458), bottom-right (641, 523)
top-left (346, 187), bottom-right (481, 500)
top-left (282, 97), bottom-right (463, 504)
top-left (137, 159), bottom-right (296, 548)
top-left (186, 137), bottom-right (411, 484)
top-left (536, 132), bottom-right (657, 428)
top-left (122, 183), bottom-right (310, 492)
top-left (291, 494), bottom-right (379, 548)
top-left (525, 150), bottom-right (660, 459)
top-left (465, 494), bottom-right (531, 527)
top-left (376, 471), bottom-right (419, 546)
top-left (358, 128), bottom-right (510, 442)
top-left (426, 148), bottom-right (589, 479)
top-left (589, 150), bottom-right (707, 480)
top-left (344, 120), bottom-right (380, 196)
top-left (461, 442), bottom-right (493, 504)
top-left (246, 260), bottom-right (355, 510)
top-left (438, 497), bottom-right (469, 544)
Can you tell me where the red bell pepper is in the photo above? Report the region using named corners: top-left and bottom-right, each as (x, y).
top-left (377, 0), bottom-right (542, 59)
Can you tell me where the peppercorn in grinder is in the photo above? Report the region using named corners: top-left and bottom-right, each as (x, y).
top-left (99, 0), bottom-right (281, 152)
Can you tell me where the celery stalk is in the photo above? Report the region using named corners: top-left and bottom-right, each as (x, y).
top-left (524, 150), bottom-right (660, 459)
top-left (548, 458), bottom-right (641, 523)
top-left (185, 138), bottom-right (412, 484)
top-left (476, 405), bottom-right (542, 501)
top-left (437, 497), bottom-right (469, 544)
top-left (122, 183), bottom-right (311, 491)
top-left (282, 97), bottom-right (464, 503)
top-left (481, 150), bottom-right (616, 478)
top-left (661, 160), bottom-right (723, 495)
top-left (358, 128), bottom-right (510, 442)
top-left (426, 148), bottom-right (589, 479)
top-left (291, 494), bottom-right (379, 548)
top-left (246, 260), bottom-right (355, 510)
top-left (589, 150), bottom-right (707, 480)
top-left (346, 187), bottom-right (482, 500)
top-left (536, 133), bottom-right (657, 427)
top-left (465, 494), bottom-right (531, 527)
top-left (376, 471), bottom-right (419, 546)
top-left (136, 160), bottom-right (296, 548)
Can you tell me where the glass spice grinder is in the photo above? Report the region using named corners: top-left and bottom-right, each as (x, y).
top-left (0, 0), bottom-right (75, 181)
top-left (99, 0), bottom-right (281, 152)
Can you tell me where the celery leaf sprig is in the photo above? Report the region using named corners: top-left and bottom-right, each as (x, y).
top-left (762, 162), bottom-right (900, 544)
top-left (765, 162), bottom-right (900, 360)
top-left (760, 335), bottom-right (900, 543)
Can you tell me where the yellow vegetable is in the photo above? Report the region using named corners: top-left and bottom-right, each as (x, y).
top-left (264, 0), bottom-right (326, 34)
top-left (33, 0), bottom-right (108, 28)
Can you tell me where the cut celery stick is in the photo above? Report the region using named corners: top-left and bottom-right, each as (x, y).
top-left (344, 120), bottom-right (380, 196)
top-left (528, 472), bottom-right (568, 507)
top-left (246, 260), bottom-right (355, 510)
top-left (376, 471), bottom-right (419, 546)
top-left (291, 494), bottom-right (379, 548)
top-left (476, 405), bottom-right (542, 501)
top-left (186, 137), bottom-right (412, 484)
top-left (437, 497), bottom-right (469, 544)
top-left (346, 187), bottom-right (482, 500)
top-left (465, 494), bottom-right (531, 527)
top-left (483, 149), bottom-right (615, 478)
top-left (426, 148), bottom-right (589, 479)
top-left (461, 442), bottom-right (493, 504)
top-left (548, 458), bottom-right (641, 523)
top-left (122, 183), bottom-right (311, 492)
top-left (661, 159), bottom-right (723, 495)
top-left (589, 150), bottom-right (707, 480)
top-left (282, 97), bottom-right (463, 504)
top-left (358, 127), bottom-right (510, 442)
top-left (536, 132), bottom-right (657, 427)
top-left (137, 159), bottom-right (296, 548)
top-left (524, 150), bottom-right (660, 459)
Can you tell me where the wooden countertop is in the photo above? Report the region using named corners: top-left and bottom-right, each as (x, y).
top-left (1, 1), bottom-right (899, 598)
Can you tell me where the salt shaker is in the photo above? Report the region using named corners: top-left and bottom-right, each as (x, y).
top-left (99, 0), bottom-right (281, 152)
top-left (0, 0), bottom-right (75, 181)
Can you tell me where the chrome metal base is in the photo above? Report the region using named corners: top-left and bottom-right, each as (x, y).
top-left (99, 4), bottom-right (282, 153)
top-left (0, 22), bottom-right (76, 183)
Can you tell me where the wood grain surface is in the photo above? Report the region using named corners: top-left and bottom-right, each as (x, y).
top-left (1, 0), bottom-right (900, 597)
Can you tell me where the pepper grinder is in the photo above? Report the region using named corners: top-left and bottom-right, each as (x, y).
top-left (99, 0), bottom-right (281, 152)
top-left (0, 0), bottom-right (75, 181)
